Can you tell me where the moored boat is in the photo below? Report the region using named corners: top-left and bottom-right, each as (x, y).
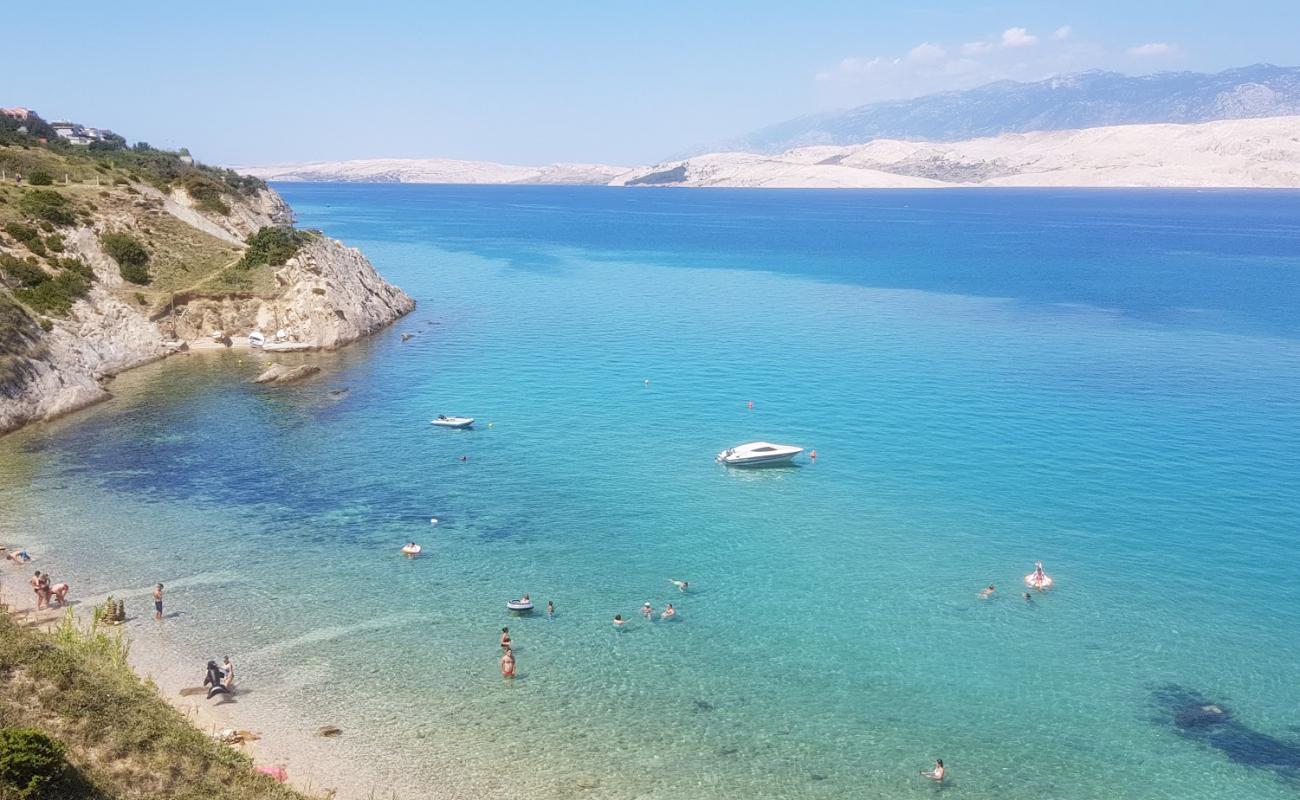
top-left (431, 415), bottom-right (475, 429)
top-left (717, 441), bottom-right (803, 467)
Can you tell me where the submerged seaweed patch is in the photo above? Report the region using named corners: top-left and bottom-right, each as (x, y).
top-left (1152, 684), bottom-right (1300, 782)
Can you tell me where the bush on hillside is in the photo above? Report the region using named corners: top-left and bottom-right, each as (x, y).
top-left (0, 254), bottom-right (50, 289)
top-left (100, 231), bottom-right (150, 284)
top-left (0, 727), bottom-right (70, 798)
top-left (26, 170), bottom-right (54, 186)
top-left (3, 222), bottom-right (41, 248)
top-left (17, 190), bottom-right (76, 226)
top-left (237, 226), bottom-right (310, 270)
top-left (14, 269), bottom-right (92, 316)
top-left (179, 172), bottom-right (231, 215)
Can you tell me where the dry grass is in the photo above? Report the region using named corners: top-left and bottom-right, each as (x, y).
top-left (0, 611), bottom-right (313, 800)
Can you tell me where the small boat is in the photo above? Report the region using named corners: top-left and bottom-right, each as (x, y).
top-left (248, 330), bottom-right (265, 348)
top-left (506, 598), bottom-right (534, 613)
top-left (716, 441), bottom-right (803, 467)
top-left (400, 543), bottom-right (422, 556)
top-left (431, 415), bottom-right (475, 429)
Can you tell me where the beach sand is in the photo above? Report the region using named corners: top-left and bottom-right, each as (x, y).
top-left (0, 551), bottom-right (384, 800)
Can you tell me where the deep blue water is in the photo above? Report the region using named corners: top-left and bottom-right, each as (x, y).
top-left (2, 185), bottom-right (1299, 800)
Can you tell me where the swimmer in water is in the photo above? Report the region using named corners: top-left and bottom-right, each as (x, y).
top-left (613, 614), bottom-right (626, 630)
top-left (920, 759), bottom-right (945, 783)
top-left (661, 603), bottom-right (675, 620)
top-left (547, 600), bottom-right (554, 619)
top-left (642, 602), bottom-right (654, 619)
top-left (501, 648), bottom-right (516, 680)
top-left (979, 584), bottom-right (996, 599)
top-left (1023, 591), bottom-right (1033, 603)
top-left (668, 579), bottom-right (688, 592)
top-left (500, 627), bottom-right (512, 649)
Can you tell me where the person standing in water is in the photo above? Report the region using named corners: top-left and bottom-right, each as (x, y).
top-left (221, 656), bottom-right (236, 691)
top-left (661, 603), bottom-right (676, 620)
top-left (642, 602), bottom-right (654, 619)
top-left (920, 759), bottom-right (945, 784)
top-left (546, 600), bottom-right (554, 619)
top-left (153, 583), bottom-right (164, 621)
top-left (501, 648), bottom-right (516, 680)
top-left (613, 614), bottom-right (626, 631)
top-left (500, 627), bottom-right (512, 649)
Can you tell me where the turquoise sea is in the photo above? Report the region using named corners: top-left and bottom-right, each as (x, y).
top-left (3, 186), bottom-right (1300, 799)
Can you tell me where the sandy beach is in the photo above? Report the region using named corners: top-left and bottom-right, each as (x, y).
top-left (0, 543), bottom-right (382, 800)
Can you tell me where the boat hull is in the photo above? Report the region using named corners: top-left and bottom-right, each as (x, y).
top-left (719, 452), bottom-right (799, 467)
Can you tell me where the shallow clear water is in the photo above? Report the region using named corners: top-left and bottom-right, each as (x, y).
top-left (3, 186), bottom-right (1300, 799)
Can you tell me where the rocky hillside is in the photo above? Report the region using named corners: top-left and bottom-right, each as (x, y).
top-left (0, 120), bottom-right (413, 435)
top-left (714, 64), bottom-right (1300, 155)
top-left (612, 115), bottom-right (1300, 188)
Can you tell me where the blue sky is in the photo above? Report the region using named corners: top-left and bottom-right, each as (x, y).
top-left (5, 1), bottom-right (1297, 166)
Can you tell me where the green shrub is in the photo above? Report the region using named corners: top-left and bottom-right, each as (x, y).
top-left (0, 727), bottom-right (69, 798)
top-left (17, 190), bottom-right (76, 226)
top-left (44, 234), bottom-right (64, 253)
top-left (26, 170), bottom-right (54, 186)
top-left (0, 254), bottom-right (49, 289)
top-left (100, 231), bottom-right (150, 284)
top-left (3, 221), bottom-right (40, 247)
top-left (179, 172), bottom-right (231, 215)
top-left (15, 269), bottom-right (92, 316)
top-left (238, 226), bottom-right (310, 270)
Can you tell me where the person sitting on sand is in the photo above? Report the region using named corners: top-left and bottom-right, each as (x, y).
top-left (920, 759), bottom-right (945, 783)
top-left (979, 584), bottom-right (996, 599)
top-left (222, 656), bottom-right (236, 691)
top-left (669, 579), bottom-right (688, 592)
top-left (204, 661), bottom-right (229, 699)
top-left (501, 648), bottom-right (516, 679)
top-left (50, 582), bottom-right (70, 606)
top-left (501, 627), bottom-right (512, 649)
top-left (661, 603), bottom-right (676, 620)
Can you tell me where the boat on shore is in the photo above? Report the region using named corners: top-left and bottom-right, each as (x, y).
top-left (431, 415), bottom-right (475, 429)
top-left (717, 441), bottom-right (803, 467)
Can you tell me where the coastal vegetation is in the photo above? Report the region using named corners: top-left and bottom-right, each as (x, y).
top-left (99, 232), bottom-right (150, 285)
top-left (237, 227), bottom-right (312, 270)
top-left (0, 611), bottom-right (310, 800)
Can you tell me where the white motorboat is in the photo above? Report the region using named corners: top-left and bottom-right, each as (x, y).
top-left (716, 441), bottom-right (803, 467)
top-left (507, 598), bottom-right (534, 613)
top-left (431, 415), bottom-right (475, 429)
top-left (248, 330), bottom-right (265, 348)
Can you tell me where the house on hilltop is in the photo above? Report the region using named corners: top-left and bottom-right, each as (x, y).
top-left (51, 120), bottom-right (113, 146)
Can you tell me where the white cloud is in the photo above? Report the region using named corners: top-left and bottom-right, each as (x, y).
top-left (1128, 42), bottom-right (1176, 57)
top-left (1001, 27), bottom-right (1038, 48)
top-left (907, 42), bottom-right (947, 64)
top-left (1051, 26), bottom-right (1072, 41)
top-left (961, 40), bottom-right (995, 56)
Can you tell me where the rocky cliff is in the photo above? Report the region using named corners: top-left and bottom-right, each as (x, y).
top-left (0, 164), bottom-right (413, 435)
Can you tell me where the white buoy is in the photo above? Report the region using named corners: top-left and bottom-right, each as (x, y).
top-left (430, 518), bottom-right (439, 525)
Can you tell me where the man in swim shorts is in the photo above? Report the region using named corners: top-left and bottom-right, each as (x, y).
top-left (501, 648), bottom-right (516, 679)
top-left (154, 583), bottom-right (164, 621)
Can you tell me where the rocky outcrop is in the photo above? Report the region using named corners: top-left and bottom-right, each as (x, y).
top-left (0, 188), bottom-right (412, 436)
top-left (253, 363), bottom-right (321, 385)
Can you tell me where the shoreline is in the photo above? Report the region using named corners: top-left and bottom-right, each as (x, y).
top-left (0, 551), bottom-right (382, 800)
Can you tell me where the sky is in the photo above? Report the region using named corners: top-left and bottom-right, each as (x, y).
top-left (4, 1), bottom-right (1298, 167)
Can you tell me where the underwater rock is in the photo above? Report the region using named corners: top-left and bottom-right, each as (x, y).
top-left (1153, 684), bottom-right (1300, 778)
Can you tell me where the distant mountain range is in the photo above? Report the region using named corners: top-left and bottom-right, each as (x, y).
top-left (235, 158), bottom-right (627, 185)
top-left (615, 116), bottom-right (1300, 189)
top-left (710, 64), bottom-right (1300, 155)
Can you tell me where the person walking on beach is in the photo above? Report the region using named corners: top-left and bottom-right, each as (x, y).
top-left (30, 571), bottom-right (45, 610)
top-left (153, 583), bottom-right (164, 621)
top-left (920, 759), bottom-right (945, 784)
top-left (501, 648), bottom-right (516, 680)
